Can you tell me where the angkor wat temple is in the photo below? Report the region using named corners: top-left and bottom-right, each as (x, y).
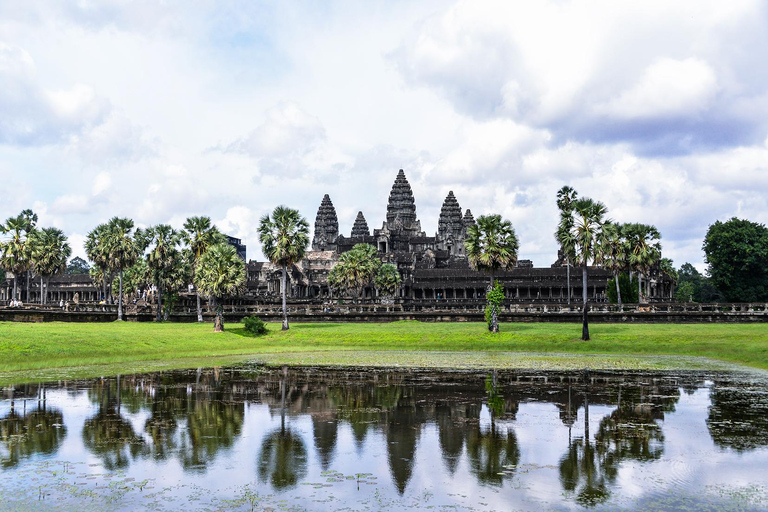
top-left (244, 169), bottom-right (675, 303)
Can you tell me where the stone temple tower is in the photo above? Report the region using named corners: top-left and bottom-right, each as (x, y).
top-left (437, 191), bottom-right (466, 256)
top-left (351, 211), bottom-right (370, 238)
top-left (312, 194), bottom-right (339, 251)
top-left (384, 169), bottom-right (422, 234)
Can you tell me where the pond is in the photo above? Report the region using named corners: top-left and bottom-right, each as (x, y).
top-left (2, 366), bottom-right (768, 511)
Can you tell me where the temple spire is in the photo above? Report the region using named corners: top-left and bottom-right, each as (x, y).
top-left (351, 211), bottom-right (370, 238)
top-left (385, 169), bottom-right (418, 230)
top-left (312, 194), bottom-right (339, 251)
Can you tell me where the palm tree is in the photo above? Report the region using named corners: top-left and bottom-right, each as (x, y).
top-left (18, 209), bottom-right (38, 302)
top-left (85, 223), bottom-right (112, 303)
top-left (28, 227), bottom-right (71, 304)
top-left (464, 214), bottom-right (519, 333)
top-left (194, 243), bottom-right (245, 332)
top-left (141, 224), bottom-right (184, 322)
top-left (600, 223), bottom-right (627, 307)
top-left (556, 186), bottom-right (579, 305)
top-left (557, 198), bottom-right (608, 341)
top-left (258, 206), bottom-right (310, 331)
top-left (182, 216), bottom-right (225, 323)
top-left (375, 263), bottom-right (402, 298)
top-left (624, 223), bottom-right (661, 303)
top-left (104, 217), bottom-right (140, 321)
top-left (327, 243), bottom-right (381, 301)
top-left (0, 215), bottom-right (32, 302)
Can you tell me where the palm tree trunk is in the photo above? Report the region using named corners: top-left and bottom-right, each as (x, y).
top-left (12, 276), bottom-right (17, 301)
top-left (566, 260), bottom-right (571, 305)
top-left (281, 264), bottom-right (289, 331)
top-left (214, 297), bottom-right (223, 332)
top-left (614, 273), bottom-right (622, 306)
top-left (40, 275), bottom-right (44, 304)
top-left (196, 292), bottom-right (203, 322)
top-left (638, 271), bottom-right (643, 303)
top-left (102, 272), bottom-right (108, 303)
top-left (117, 268), bottom-right (124, 321)
top-left (582, 266), bottom-right (590, 341)
top-left (25, 270), bottom-right (30, 303)
top-left (156, 285), bottom-right (163, 322)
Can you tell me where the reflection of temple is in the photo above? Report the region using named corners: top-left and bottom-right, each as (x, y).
top-left (14, 367), bottom-right (767, 503)
top-left (244, 169), bottom-right (676, 302)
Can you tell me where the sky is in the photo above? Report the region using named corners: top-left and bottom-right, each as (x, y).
top-left (1, 0), bottom-right (767, 269)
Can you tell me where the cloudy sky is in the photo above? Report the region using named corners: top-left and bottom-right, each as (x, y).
top-left (1, 0), bottom-right (766, 269)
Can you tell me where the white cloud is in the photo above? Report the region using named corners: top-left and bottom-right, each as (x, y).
top-left (596, 58), bottom-right (719, 120)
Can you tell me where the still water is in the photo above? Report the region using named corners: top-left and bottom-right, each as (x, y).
top-left (2, 366), bottom-right (768, 511)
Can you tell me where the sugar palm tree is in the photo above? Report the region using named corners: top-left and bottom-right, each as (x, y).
top-left (19, 209), bottom-right (38, 302)
top-left (557, 198), bottom-right (609, 341)
top-left (194, 243), bottom-right (245, 332)
top-left (85, 223), bottom-right (112, 303)
top-left (182, 216), bottom-right (225, 323)
top-left (624, 223), bottom-right (661, 303)
top-left (258, 206), bottom-right (310, 331)
top-left (28, 227), bottom-right (71, 304)
top-left (556, 186), bottom-right (579, 305)
top-left (327, 243), bottom-right (381, 301)
top-left (600, 223), bottom-right (628, 307)
top-left (104, 217), bottom-right (140, 321)
top-left (374, 263), bottom-right (402, 298)
top-left (0, 215), bottom-right (31, 302)
top-left (464, 214), bottom-right (519, 333)
top-left (141, 224), bottom-right (184, 322)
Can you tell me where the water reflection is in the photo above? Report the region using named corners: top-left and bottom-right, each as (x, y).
top-left (0, 385), bottom-right (66, 468)
top-left (1, 368), bottom-right (768, 511)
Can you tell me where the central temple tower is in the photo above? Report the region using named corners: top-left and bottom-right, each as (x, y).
top-left (376, 169), bottom-right (425, 252)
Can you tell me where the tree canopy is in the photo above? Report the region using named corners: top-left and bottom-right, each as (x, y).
top-left (703, 217), bottom-right (768, 302)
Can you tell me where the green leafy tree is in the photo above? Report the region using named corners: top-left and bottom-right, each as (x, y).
top-left (675, 263), bottom-right (722, 303)
top-left (182, 216), bottom-right (225, 323)
top-left (328, 243), bottom-right (381, 301)
top-left (105, 217), bottom-right (141, 321)
top-left (194, 243), bottom-right (246, 332)
top-left (624, 223), bottom-right (662, 303)
top-left (374, 263), bottom-right (402, 297)
top-left (65, 256), bottom-right (90, 275)
top-left (258, 206), bottom-right (310, 331)
top-left (28, 227), bottom-right (71, 304)
top-left (703, 218), bottom-right (768, 302)
top-left (606, 273), bottom-right (638, 304)
top-left (484, 281), bottom-right (505, 331)
top-left (557, 198), bottom-right (608, 341)
top-left (140, 224), bottom-right (185, 322)
top-left (465, 214), bottom-right (519, 333)
top-left (112, 259), bottom-right (150, 298)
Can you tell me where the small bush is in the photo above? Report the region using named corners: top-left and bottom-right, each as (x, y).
top-left (243, 316), bottom-right (268, 335)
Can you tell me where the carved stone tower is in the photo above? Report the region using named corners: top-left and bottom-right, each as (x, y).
top-left (312, 194), bottom-right (339, 251)
top-left (351, 211), bottom-right (370, 238)
top-left (385, 169), bottom-right (421, 233)
top-left (437, 191), bottom-right (466, 256)
top-left (462, 209), bottom-right (475, 231)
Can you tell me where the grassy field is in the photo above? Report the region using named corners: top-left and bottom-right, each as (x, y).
top-left (0, 320), bottom-right (767, 383)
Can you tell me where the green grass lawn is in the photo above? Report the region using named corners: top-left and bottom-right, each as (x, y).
top-left (0, 320), bottom-right (767, 384)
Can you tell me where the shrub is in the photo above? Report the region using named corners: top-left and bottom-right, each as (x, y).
top-left (243, 316), bottom-right (268, 335)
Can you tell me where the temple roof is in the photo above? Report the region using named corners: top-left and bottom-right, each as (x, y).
top-left (462, 209), bottom-right (475, 228)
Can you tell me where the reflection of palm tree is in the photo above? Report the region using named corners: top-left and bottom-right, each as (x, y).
top-left (466, 423), bottom-right (520, 486)
top-left (82, 378), bottom-right (146, 470)
top-left (1, 408), bottom-right (67, 468)
top-left (257, 367), bottom-right (308, 490)
top-left (559, 394), bottom-right (612, 507)
top-left (595, 387), bottom-right (665, 463)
